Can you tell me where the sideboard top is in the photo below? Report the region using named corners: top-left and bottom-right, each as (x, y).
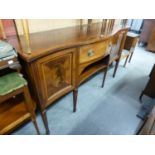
top-left (7, 22), bottom-right (128, 62)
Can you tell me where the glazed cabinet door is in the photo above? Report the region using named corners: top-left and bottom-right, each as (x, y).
top-left (36, 48), bottom-right (76, 107)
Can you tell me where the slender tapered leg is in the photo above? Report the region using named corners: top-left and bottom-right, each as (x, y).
top-left (129, 52), bottom-right (134, 63)
top-left (101, 66), bottom-right (108, 88)
top-left (26, 103), bottom-right (40, 135)
top-left (113, 59), bottom-right (120, 78)
top-left (31, 117), bottom-right (40, 135)
top-left (23, 86), bottom-right (40, 135)
top-left (40, 109), bottom-right (50, 134)
top-left (139, 91), bottom-right (144, 103)
top-left (124, 55), bottom-right (129, 68)
top-left (73, 88), bottom-right (78, 112)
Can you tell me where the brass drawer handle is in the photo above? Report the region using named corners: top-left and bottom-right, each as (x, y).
top-left (87, 49), bottom-right (95, 57)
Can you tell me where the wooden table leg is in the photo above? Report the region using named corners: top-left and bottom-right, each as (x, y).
top-left (113, 59), bottom-right (120, 78)
top-left (101, 66), bottom-right (108, 88)
top-left (40, 109), bottom-right (50, 134)
top-left (129, 52), bottom-right (134, 63)
top-left (124, 55), bottom-right (129, 67)
top-left (31, 117), bottom-right (40, 135)
top-left (23, 86), bottom-right (40, 135)
top-left (139, 91), bottom-right (144, 103)
top-left (73, 88), bottom-right (78, 112)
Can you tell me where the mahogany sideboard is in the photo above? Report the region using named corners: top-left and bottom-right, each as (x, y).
top-left (7, 23), bottom-right (128, 134)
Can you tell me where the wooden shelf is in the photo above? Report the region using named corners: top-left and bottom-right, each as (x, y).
top-left (79, 58), bottom-right (108, 84)
top-left (0, 94), bottom-right (31, 135)
top-left (0, 57), bottom-right (18, 70)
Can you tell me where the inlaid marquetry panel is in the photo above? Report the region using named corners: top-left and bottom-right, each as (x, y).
top-left (43, 54), bottom-right (72, 97)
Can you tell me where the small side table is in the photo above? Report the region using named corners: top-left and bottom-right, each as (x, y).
top-left (0, 72), bottom-right (40, 134)
top-left (122, 32), bottom-right (139, 67)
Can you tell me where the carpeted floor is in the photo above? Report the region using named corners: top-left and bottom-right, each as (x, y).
top-left (12, 45), bottom-right (155, 135)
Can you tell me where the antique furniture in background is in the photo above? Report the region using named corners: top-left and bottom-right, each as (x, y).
top-left (139, 19), bottom-right (155, 52)
top-left (127, 19), bottom-right (143, 33)
top-left (139, 105), bottom-right (155, 135)
top-left (139, 19), bottom-right (155, 44)
top-left (147, 26), bottom-right (155, 52)
top-left (6, 21), bottom-right (128, 134)
top-left (0, 41), bottom-right (40, 134)
top-left (0, 19), bottom-right (19, 40)
top-left (0, 20), bottom-right (6, 39)
top-left (140, 64), bottom-right (155, 102)
top-left (0, 73), bottom-right (40, 134)
top-left (122, 32), bottom-right (139, 67)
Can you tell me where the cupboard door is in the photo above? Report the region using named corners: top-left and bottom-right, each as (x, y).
top-left (36, 49), bottom-right (75, 107)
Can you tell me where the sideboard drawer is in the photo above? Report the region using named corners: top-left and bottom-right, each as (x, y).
top-left (79, 40), bottom-right (109, 64)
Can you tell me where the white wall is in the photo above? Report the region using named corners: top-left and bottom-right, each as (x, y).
top-left (15, 19), bottom-right (120, 35)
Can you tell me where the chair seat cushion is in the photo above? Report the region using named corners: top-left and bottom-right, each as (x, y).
top-left (0, 72), bottom-right (27, 96)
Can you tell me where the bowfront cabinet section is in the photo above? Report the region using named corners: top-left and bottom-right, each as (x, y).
top-left (36, 48), bottom-right (76, 107)
top-left (78, 39), bottom-right (111, 84)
